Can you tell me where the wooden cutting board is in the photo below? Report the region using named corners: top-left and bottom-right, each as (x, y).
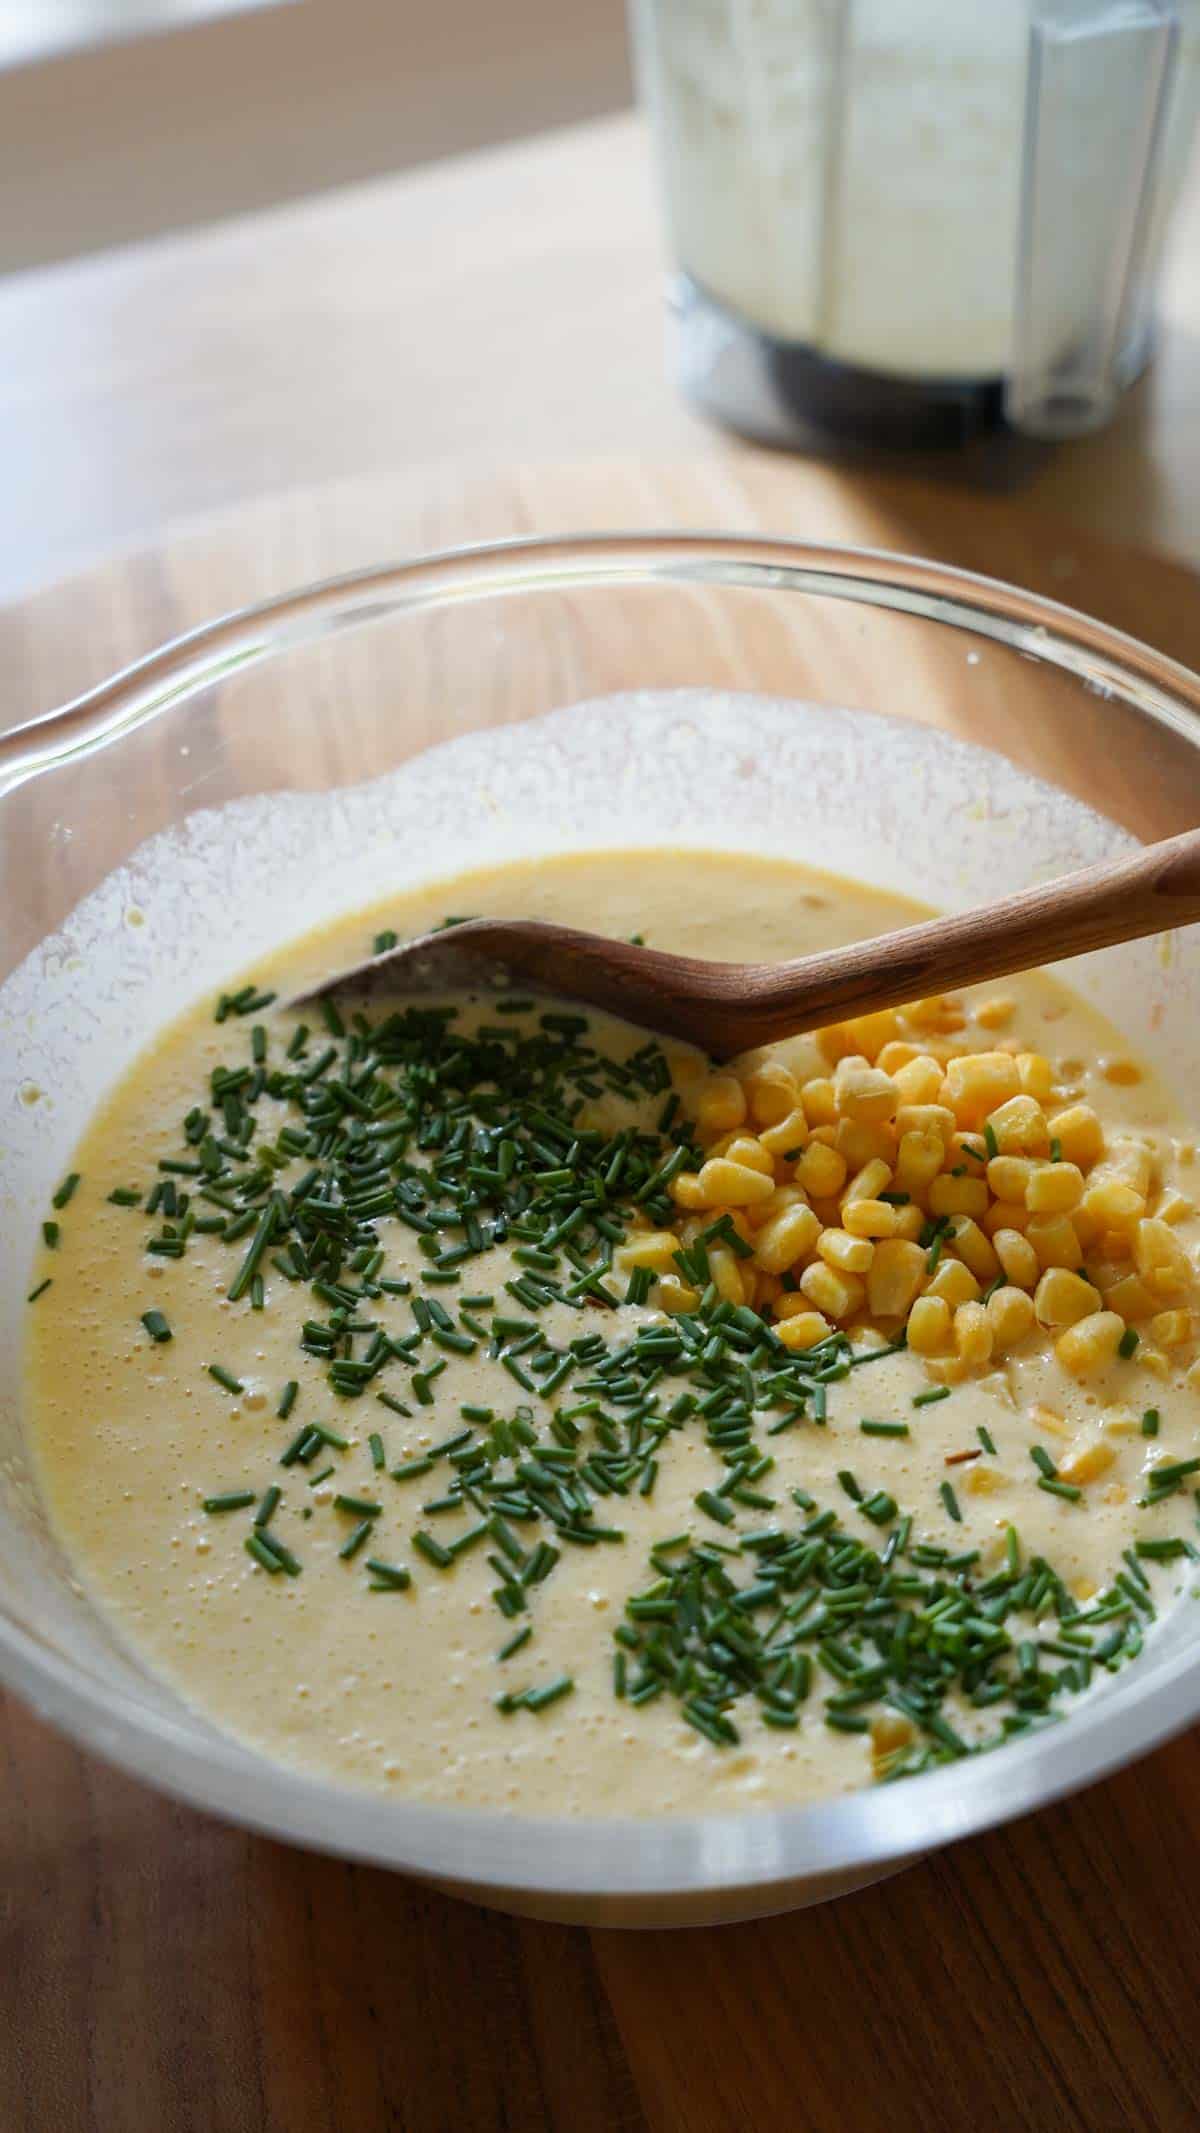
top-left (4, 455), bottom-right (1200, 2133)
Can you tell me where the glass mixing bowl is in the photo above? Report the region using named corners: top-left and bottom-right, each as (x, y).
top-left (2, 533), bottom-right (1199, 1929)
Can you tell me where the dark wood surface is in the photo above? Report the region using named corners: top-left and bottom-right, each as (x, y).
top-left (4, 457), bottom-right (1200, 2132)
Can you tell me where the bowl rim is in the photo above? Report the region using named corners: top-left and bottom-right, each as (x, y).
top-left (5, 527), bottom-right (1200, 791)
top-left (5, 527), bottom-right (1200, 1901)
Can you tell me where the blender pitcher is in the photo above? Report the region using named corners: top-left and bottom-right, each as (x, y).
top-left (632, 0), bottom-right (1200, 447)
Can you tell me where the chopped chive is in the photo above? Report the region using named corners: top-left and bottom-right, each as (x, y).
top-left (208, 1363), bottom-right (245, 1396)
top-left (203, 1490), bottom-right (257, 1514)
top-left (27, 1278), bottom-right (52, 1303)
top-left (939, 1480), bottom-right (962, 1523)
top-left (413, 1529), bottom-right (453, 1568)
top-left (365, 1558), bottom-right (412, 1590)
top-left (42, 1221), bottom-right (59, 1249)
top-left (277, 1380), bottom-right (299, 1419)
top-left (1118, 1326), bottom-right (1140, 1359)
top-left (1142, 1408), bottom-right (1160, 1438)
top-left (913, 1385), bottom-right (951, 1409)
top-left (52, 1173), bottom-right (81, 1210)
top-left (140, 1308), bottom-right (172, 1344)
top-left (860, 1420), bottom-right (908, 1438)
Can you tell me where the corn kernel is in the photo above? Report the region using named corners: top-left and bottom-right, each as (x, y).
top-left (946, 1217), bottom-right (999, 1281)
top-left (974, 995), bottom-right (1015, 1030)
top-left (693, 1074), bottom-right (747, 1135)
top-left (1133, 1216), bottom-right (1191, 1297)
top-left (670, 1171), bottom-right (707, 1211)
top-left (894, 1128), bottom-right (944, 1196)
top-left (905, 994), bottom-right (965, 1032)
top-left (1080, 1178), bottom-right (1145, 1231)
top-left (1154, 1188), bottom-right (1194, 1226)
top-left (986, 1154), bottom-right (1038, 1203)
top-left (1026, 1161), bottom-right (1085, 1214)
top-left (1103, 1140), bottom-right (1157, 1197)
top-left (835, 1057), bottom-right (901, 1125)
top-left (1101, 1408), bottom-right (1140, 1436)
top-left (801, 1077), bottom-right (838, 1128)
top-left (987, 1284), bottom-right (1036, 1352)
top-left (845, 1156), bottom-right (893, 1205)
top-left (1015, 1052), bottom-right (1054, 1101)
top-left (907, 1294), bottom-right (952, 1354)
top-left (615, 1230), bottom-right (682, 1274)
top-left (866, 1238), bottom-right (926, 1318)
top-left (955, 1300), bottom-right (994, 1367)
top-left (994, 1228), bottom-right (1039, 1288)
top-left (1031, 1403), bottom-right (1069, 1437)
top-left (1056, 1310), bottom-right (1125, 1377)
top-left (775, 1308), bottom-right (833, 1352)
top-left (1100, 1272), bottom-right (1154, 1320)
top-left (794, 1142), bottom-right (847, 1199)
top-left (841, 1010), bottom-right (903, 1063)
top-left (818, 1227), bottom-right (874, 1275)
top-left (893, 1204), bottom-right (925, 1242)
top-left (799, 1261), bottom-right (865, 1322)
top-left (1034, 1267), bottom-right (1102, 1328)
top-left (721, 1135), bottom-right (771, 1177)
top-left (1026, 1213), bottom-right (1084, 1271)
top-left (870, 1709), bottom-right (914, 1761)
top-left (753, 1203), bottom-right (821, 1275)
top-left (1046, 1103), bottom-right (1105, 1170)
top-left (1058, 1436), bottom-right (1117, 1485)
top-left (707, 1244), bottom-right (745, 1306)
top-left (758, 1106), bottom-right (810, 1158)
top-left (693, 1157), bottom-right (777, 1209)
top-left (1140, 1346), bottom-right (1171, 1379)
top-left (964, 1463), bottom-right (1007, 1495)
top-left (843, 1198), bottom-right (899, 1240)
top-left (653, 1274), bottom-right (700, 1315)
top-left (984, 1199), bottom-right (1031, 1237)
top-left (1101, 1059), bottom-right (1142, 1085)
top-left (749, 1183), bottom-right (806, 1225)
top-left (743, 1059), bottom-right (799, 1127)
top-left (876, 1041), bottom-right (921, 1075)
top-left (835, 1119), bottom-right (896, 1174)
top-left (1150, 1309), bottom-right (1193, 1348)
top-left (987, 1094), bottom-right (1050, 1156)
top-left (892, 1054), bottom-right (945, 1104)
top-left (925, 1259), bottom-right (981, 1308)
top-left (1098, 1227), bottom-right (1133, 1262)
top-left (943, 1051), bottom-right (1021, 1127)
top-left (928, 1173), bottom-right (989, 1219)
top-left (896, 1102), bottom-right (957, 1146)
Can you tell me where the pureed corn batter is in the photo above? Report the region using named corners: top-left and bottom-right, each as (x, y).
top-left (24, 851), bottom-right (1200, 1814)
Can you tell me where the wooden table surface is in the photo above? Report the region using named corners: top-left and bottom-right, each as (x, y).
top-left (1, 111), bottom-right (1200, 608)
top-left (4, 112), bottom-right (1200, 2133)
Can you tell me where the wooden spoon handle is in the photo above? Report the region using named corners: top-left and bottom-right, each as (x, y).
top-left (736, 824), bottom-right (1200, 1053)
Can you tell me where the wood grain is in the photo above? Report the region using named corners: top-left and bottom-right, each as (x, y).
top-left (324, 827), bottom-right (1200, 1056)
top-left (1, 111), bottom-right (1199, 605)
top-left (3, 457), bottom-right (1200, 2132)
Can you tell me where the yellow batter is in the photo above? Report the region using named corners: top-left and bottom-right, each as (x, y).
top-left (23, 851), bottom-right (1200, 1814)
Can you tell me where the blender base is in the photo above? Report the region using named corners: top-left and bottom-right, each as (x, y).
top-left (671, 275), bottom-right (1008, 452)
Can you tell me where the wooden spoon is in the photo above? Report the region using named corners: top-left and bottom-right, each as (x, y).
top-left (300, 827), bottom-right (1200, 1060)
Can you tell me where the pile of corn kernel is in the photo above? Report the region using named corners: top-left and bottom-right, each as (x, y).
top-left (618, 994), bottom-right (1198, 1386)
